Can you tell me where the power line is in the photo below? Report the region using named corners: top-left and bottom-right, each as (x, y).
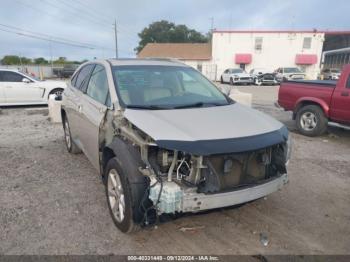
top-left (0, 27), bottom-right (94, 49)
top-left (74, 0), bottom-right (114, 22)
top-left (39, 0), bottom-right (110, 28)
top-left (57, 0), bottom-right (112, 26)
top-left (10, 0), bottom-right (137, 56)
top-left (63, 0), bottom-right (138, 44)
top-left (14, 0), bottom-right (66, 21)
top-left (0, 23), bottom-right (112, 50)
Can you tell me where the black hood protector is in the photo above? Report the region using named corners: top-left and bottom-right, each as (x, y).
top-left (155, 126), bottom-right (289, 155)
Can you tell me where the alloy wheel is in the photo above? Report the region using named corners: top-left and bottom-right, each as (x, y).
top-left (107, 169), bottom-right (125, 223)
top-left (300, 112), bottom-right (317, 131)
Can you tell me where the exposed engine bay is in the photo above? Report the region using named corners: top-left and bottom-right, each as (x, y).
top-left (108, 113), bottom-right (290, 216)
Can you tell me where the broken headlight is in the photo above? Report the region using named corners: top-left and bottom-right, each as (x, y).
top-left (285, 134), bottom-right (292, 165)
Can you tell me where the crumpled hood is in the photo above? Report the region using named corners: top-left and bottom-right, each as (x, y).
top-left (124, 103), bottom-right (288, 155)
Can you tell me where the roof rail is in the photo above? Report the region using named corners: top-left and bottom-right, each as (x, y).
top-left (143, 57), bottom-right (187, 65)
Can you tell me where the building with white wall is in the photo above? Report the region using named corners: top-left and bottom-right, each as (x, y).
top-left (212, 30), bottom-right (325, 80)
top-left (137, 30), bottom-right (350, 81)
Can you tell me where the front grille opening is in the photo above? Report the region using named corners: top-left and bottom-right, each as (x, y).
top-left (198, 144), bottom-right (286, 194)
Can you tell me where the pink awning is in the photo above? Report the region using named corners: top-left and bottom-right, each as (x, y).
top-left (295, 54), bottom-right (317, 65)
top-left (235, 53), bottom-right (252, 64)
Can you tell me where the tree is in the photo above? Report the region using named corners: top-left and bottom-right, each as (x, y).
top-left (135, 20), bottom-right (209, 53)
top-left (34, 57), bottom-right (48, 64)
top-left (1, 55), bottom-right (32, 65)
top-left (53, 57), bottom-right (67, 64)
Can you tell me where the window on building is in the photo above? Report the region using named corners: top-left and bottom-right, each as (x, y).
top-left (255, 37), bottom-right (263, 51)
top-left (303, 37), bottom-right (312, 49)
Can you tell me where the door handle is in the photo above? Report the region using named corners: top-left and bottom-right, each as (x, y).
top-left (78, 105), bottom-right (83, 113)
top-left (341, 91), bottom-right (349, 97)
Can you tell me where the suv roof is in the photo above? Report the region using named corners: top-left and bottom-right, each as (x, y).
top-left (107, 58), bottom-right (189, 67)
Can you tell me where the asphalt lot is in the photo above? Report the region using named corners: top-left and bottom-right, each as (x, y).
top-left (0, 85), bottom-right (349, 255)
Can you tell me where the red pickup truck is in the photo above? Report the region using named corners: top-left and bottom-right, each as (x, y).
top-left (277, 64), bottom-right (350, 136)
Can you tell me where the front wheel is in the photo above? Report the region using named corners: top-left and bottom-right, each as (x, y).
top-left (105, 157), bottom-right (140, 233)
top-left (296, 105), bottom-right (328, 136)
top-left (230, 77), bottom-right (234, 85)
top-left (255, 79), bottom-right (262, 86)
top-left (63, 116), bottom-right (81, 153)
top-left (220, 76), bottom-right (224, 84)
top-left (49, 88), bottom-right (64, 99)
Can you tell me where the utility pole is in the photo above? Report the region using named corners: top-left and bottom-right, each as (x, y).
top-left (49, 38), bottom-right (53, 76)
top-left (210, 17), bottom-right (214, 43)
top-left (114, 19), bottom-right (118, 59)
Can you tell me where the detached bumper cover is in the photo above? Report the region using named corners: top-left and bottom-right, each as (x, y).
top-left (182, 173), bottom-right (289, 212)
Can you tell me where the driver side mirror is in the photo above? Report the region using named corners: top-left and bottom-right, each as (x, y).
top-left (22, 78), bottom-right (30, 83)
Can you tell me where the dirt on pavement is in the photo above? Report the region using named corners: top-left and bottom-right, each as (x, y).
top-left (0, 85), bottom-right (349, 255)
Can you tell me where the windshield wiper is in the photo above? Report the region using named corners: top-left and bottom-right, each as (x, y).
top-left (126, 105), bottom-right (169, 110)
top-left (173, 102), bottom-right (229, 109)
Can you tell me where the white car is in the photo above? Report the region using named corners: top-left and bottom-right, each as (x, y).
top-left (0, 69), bottom-right (66, 106)
top-left (249, 68), bottom-right (278, 86)
top-left (274, 67), bottom-right (306, 82)
top-left (220, 68), bottom-right (253, 85)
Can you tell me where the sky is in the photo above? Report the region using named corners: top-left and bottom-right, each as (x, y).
top-left (0, 0), bottom-right (349, 61)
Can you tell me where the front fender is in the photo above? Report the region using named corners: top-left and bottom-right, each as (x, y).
top-left (104, 138), bottom-right (147, 184)
top-left (294, 97), bottom-right (330, 117)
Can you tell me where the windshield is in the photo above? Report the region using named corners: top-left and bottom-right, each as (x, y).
top-left (112, 65), bottom-right (230, 109)
top-left (331, 69), bottom-right (340, 73)
top-left (231, 69), bottom-right (244, 73)
top-left (284, 67), bottom-right (302, 73)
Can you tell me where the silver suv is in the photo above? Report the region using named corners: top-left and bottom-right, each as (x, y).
top-left (61, 59), bottom-right (291, 233)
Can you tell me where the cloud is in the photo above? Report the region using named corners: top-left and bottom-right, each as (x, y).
top-left (0, 0), bottom-right (349, 60)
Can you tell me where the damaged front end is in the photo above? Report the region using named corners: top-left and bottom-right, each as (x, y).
top-left (112, 114), bottom-right (291, 216)
top-left (147, 142), bottom-right (290, 214)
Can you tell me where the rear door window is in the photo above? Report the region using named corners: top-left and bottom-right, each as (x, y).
top-left (71, 72), bottom-right (79, 87)
top-left (74, 65), bottom-right (94, 90)
top-left (1, 71), bottom-right (24, 82)
top-left (86, 64), bottom-right (110, 106)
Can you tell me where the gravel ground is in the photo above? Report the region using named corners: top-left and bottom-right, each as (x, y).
top-left (0, 85), bottom-right (349, 255)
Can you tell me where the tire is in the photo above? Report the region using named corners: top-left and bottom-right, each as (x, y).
top-left (296, 105), bottom-right (328, 136)
top-left (105, 157), bottom-right (145, 233)
top-left (63, 116), bottom-right (81, 153)
top-left (230, 77), bottom-right (234, 85)
top-left (220, 76), bottom-right (224, 84)
top-left (49, 88), bottom-right (64, 99)
top-left (255, 79), bottom-right (262, 86)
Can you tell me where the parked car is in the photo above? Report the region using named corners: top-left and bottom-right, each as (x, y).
top-left (274, 67), bottom-right (306, 82)
top-left (220, 68), bottom-right (254, 85)
top-left (0, 69), bottom-right (66, 106)
top-left (53, 64), bottom-right (79, 78)
top-left (321, 68), bottom-right (341, 80)
top-left (277, 64), bottom-right (350, 136)
top-left (250, 68), bottom-right (278, 86)
top-left (61, 59), bottom-right (291, 233)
